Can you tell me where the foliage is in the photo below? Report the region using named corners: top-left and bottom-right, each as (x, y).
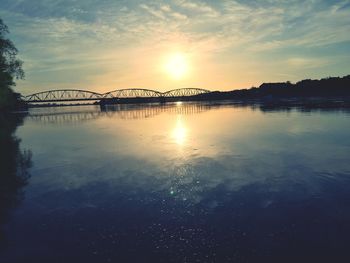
top-left (0, 18), bottom-right (25, 110)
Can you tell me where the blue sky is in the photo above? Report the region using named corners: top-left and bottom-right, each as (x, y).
top-left (1, 0), bottom-right (350, 94)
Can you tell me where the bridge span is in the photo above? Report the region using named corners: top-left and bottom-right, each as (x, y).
top-left (23, 88), bottom-right (211, 104)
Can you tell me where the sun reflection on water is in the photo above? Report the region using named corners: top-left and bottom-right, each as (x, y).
top-left (172, 115), bottom-right (187, 145)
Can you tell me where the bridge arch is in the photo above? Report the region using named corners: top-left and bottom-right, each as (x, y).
top-left (103, 88), bottom-right (163, 99)
top-left (163, 88), bottom-right (210, 97)
top-left (24, 89), bottom-right (103, 102)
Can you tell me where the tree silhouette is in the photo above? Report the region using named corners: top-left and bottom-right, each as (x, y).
top-left (0, 18), bottom-right (25, 110)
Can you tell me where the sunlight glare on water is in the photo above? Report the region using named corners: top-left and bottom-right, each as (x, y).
top-left (172, 115), bottom-right (187, 146)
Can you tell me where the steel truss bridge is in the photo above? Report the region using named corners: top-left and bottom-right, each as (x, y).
top-left (23, 88), bottom-right (211, 103)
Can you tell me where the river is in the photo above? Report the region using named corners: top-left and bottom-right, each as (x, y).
top-left (1, 102), bottom-right (350, 262)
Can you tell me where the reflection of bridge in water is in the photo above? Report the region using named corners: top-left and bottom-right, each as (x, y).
top-left (27, 103), bottom-right (212, 124)
top-left (23, 88), bottom-right (211, 104)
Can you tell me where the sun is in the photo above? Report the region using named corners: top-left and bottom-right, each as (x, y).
top-left (164, 53), bottom-right (189, 80)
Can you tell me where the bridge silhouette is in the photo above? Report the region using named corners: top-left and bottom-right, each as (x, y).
top-left (23, 88), bottom-right (211, 103)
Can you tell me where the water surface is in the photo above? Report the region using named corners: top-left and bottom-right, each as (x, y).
top-left (1, 102), bottom-right (350, 262)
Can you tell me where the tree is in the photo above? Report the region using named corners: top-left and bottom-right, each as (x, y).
top-left (0, 18), bottom-right (25, 110)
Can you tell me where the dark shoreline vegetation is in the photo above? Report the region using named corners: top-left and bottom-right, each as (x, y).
top-left (205, 74), bottom-right (350, 100)
top-left (0, 89), bottom-right (27, 111)
top-left (0, 18), bottom-right (25, 112)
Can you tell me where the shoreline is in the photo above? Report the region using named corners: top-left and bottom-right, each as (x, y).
top-left (21, 97), bottom-right (350, 112)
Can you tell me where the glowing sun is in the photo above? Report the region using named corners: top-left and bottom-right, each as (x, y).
top-left (164, 53), bottom-right (189, 80)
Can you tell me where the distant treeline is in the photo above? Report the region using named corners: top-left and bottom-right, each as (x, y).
top-left (199, 75), bottom-right (350, 100)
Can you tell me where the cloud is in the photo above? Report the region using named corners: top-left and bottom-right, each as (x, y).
top-left (287, 57), bottom-right (329, 69)
top-left (174, 0), bottom-right (220, 17)
top-left (140, 4), bottom-right (166, 20)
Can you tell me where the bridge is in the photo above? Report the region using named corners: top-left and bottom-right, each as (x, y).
top-left (23, 88), bottom-right (211, 103)
top-left (24, 89), bottom-right (103, 103)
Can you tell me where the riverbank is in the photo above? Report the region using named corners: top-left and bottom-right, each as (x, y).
top-left (0, 87), bottom-right (28, 112)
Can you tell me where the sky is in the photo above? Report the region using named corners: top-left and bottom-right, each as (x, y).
top-left (1, 0), bottom-right (350, 95)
